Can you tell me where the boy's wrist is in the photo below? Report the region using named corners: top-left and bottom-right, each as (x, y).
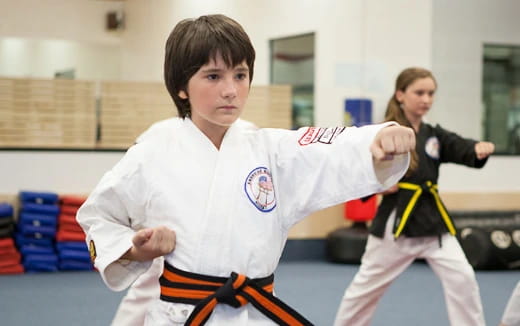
top-left (119, 247), bottom-right (136, 263)
top-left (117, 257), bottom-right (132, 266)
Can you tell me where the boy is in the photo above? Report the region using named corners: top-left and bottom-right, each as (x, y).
top-left (77, 14), bottom-right (414, 325)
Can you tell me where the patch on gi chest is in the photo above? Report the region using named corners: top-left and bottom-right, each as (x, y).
top-left (244, 167), bottom-right (276, 212)
top-left (425, 136), bottom-right (440, 159)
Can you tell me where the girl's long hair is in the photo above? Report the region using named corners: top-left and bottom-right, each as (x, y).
top-left (384, 67), bottom-right (436, 175)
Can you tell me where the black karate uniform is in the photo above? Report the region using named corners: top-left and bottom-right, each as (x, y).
top-left (370, 123), bottom-right (488, 238)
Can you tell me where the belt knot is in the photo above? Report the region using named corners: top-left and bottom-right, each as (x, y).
top-left (214, 272), bottom-right (249, 307)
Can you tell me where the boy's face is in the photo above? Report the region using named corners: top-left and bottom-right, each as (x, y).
top-left (179, 53), bottom-right (250, 129)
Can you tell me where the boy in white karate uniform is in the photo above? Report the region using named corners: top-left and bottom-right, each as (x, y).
top-left (77, 14), bottom-right (415, 325)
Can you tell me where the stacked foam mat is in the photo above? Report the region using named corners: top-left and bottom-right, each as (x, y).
top-left (12, 191), bottom-right (94, 273)
top-left (56, 195), bottom-right (93, 271)
top-left (16, 191), bottom-right (60, 272)
top-left (0, 203), bottom-right (24, 274)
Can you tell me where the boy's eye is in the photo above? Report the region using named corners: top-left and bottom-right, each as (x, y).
top-left (207, 74), bottom-right (219, 80)
top-left (235, 73), bottom-right (248, 80)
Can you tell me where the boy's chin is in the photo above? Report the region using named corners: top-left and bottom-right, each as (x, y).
top-left (217, 116), bottom-right (240, 127)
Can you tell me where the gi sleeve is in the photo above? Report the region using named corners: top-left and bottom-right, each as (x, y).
top-left (435, 124), bottom-right (488, 168)
top-left (76, 151), bottom-right (152, 291)
top-left (266, 122), bottom-right (410, 229)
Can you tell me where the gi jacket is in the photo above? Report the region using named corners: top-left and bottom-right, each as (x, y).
top-left (370, 123), bottom-right (488, 238)
top-left (77, 119), bottom-right (410, 325)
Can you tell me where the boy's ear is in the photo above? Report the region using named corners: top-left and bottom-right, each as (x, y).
top-left (178, 90), bottom-right (188, 99)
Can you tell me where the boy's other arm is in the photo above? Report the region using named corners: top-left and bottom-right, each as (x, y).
top-left (121, 226), bottom-right (176, 262)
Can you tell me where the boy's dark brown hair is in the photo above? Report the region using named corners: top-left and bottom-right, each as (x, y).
top-left (164, 14), bottom-right (256, 118)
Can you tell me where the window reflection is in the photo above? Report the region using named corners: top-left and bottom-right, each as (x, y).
top-left (270, 33), bottom-right (314, 129)
top-left (483, 44), bottom-right (520, 155)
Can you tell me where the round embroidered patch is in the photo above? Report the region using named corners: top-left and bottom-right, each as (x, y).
top-left (244, 167), bottom-right (276, 212)
top-left (425, 136), bottom-right (440, 159)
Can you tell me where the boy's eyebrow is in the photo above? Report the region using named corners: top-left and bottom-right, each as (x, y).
top-left (200, 68), bottom-right (222, 74)
top-left (200, 66), bottom-right (249, 73)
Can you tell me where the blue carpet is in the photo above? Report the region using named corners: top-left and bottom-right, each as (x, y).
top-left (0, 261), bottom-right (518, 325)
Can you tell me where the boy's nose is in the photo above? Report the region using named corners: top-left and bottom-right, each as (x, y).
top-left (221, 79), bottom-right (237, 98)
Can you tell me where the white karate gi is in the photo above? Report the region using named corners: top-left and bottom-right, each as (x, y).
top-left (111, 118), bottom-right (258, 326)
top-left (77, 118), bottom-right (409, 325)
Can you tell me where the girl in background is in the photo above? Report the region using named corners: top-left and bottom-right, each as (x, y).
top-left (334, 67), bottom-right (495, 326)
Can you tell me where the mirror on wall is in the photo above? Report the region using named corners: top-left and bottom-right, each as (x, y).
top-left (0, 37), bottom-right (122, 81)
top-left (483, 44), bottom-right (520, 155)
top-left (0, 37), bottom-right (124, 150)
top-left (270, 33), bottom-right (314, 129)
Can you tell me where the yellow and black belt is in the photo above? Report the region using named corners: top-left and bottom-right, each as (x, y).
top-left (394, 181), bottom-right (456, 238)
top-left (159, 261), bottom-right (313, 326)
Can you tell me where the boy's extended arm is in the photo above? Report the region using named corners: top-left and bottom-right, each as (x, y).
top-left (370, 125), bottom-right (415, 185)
top-left (269, 122), bottom-right (412, 228)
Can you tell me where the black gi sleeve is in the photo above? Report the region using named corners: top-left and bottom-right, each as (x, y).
top-left (435, 124), bottom-right (488, 168)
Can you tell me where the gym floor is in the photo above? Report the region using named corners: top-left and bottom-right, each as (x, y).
top-left (0, 260), bottom-right (518, 325)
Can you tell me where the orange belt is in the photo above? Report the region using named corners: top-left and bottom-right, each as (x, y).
top-left (160, 262), bottom-right (313, 326)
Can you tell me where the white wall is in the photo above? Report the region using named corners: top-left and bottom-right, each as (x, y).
top-left (0, 0), bottom-right (124, 80)
top-left (120, 0), bottom-right (433, 124)
top-left (119, 0), bottom-right (174, 81)
top-left (0, 0), bottom-right (518, 195)
top-left (432, 0), bottom-right (520, 192)
top-left (0, 152), bottom-right (124, 195)
top-left (0, 0), bottom-right (123, 44)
